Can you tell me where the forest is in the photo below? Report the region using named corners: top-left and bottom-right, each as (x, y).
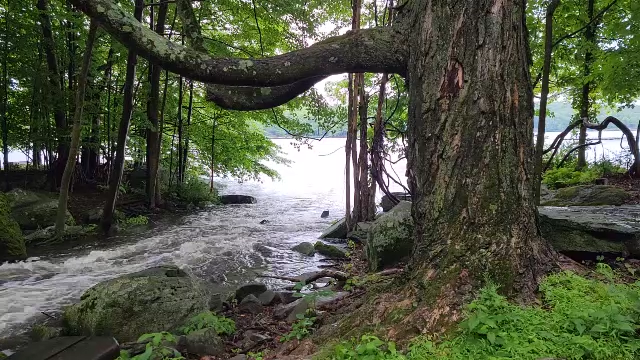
top-left (1, 0), bottom-right (640, 359)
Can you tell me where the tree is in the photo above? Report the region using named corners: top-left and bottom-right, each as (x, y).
top-left (55, 21), bottom-right (98, 236)
top-left (72, 0), bottom-right (556, 325)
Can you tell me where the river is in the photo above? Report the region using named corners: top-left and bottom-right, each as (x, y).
top-left (0, 130), bottom-right (634, 343)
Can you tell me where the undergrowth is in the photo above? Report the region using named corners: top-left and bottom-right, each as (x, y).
top-left (321, 266), bottom-right (640, 360)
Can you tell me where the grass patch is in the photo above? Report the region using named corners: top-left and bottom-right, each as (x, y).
top-left (320, 265), bottom-right (640, 359)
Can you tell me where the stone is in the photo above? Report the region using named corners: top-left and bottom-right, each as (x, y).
top-left (7, 189), bottom-right (74, 231)
top-left (259, 219), bottom-right (269, 224)
top-left (347, 222), bottom-right (372, 244)
top-left (208, 293), bottom-right (223, 312)
top-left (62, 265), bottom-right (210, 342)
top-left (320, 217), bottom-right (348, 239)
top-left (314, 242), bottom-right (347, 259)
top-left (184, 328), bottom-right (224, 356)
top-left (541, 185), bottom-right (631, 206)
top-left (235, 283), bottom-right (267, 301)
top-left (292, 242), bottom-right (316, 256)
top-left (253, 243), bottom-right (273, 257)
top-left (24, 225), bottom-right (88, 246)
top-left (381, 192), bottom-right (412, 212)
top-left (277, 291), bottom-right (298, 305)
top-left (219, 195), bottom-right (256, 205)
top-left (229, 355), bottom-right (247, 360)
top-left (539, 206), bottom-right (640, 257)
top-left (366, 201), bottom-right (413, 271)
top-left (274, 292), bottom-right (349, 323)
top-left (258, 290), bottom-right (278, 306)
top-left (274, 298), bottom-right (305, 320)
top-left (321, 210), bottom-right (329, 218)
top-left (29, 325), bottom-right (63, 342)
top-left (286, 298), bottom-right (312, 323)
top-left (0, 193), bottom-right (26, 262)
top-left (238, 294), bottom-right (264, 314)
top-left (595, 178), bottom-right (609, 185)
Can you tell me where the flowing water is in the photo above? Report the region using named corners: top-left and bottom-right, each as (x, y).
top-left (0, 130), bottom-right (632, 344)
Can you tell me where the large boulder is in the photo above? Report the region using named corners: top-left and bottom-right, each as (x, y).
top-left (539, 206), bottom-right (640, 257)
top-left (541, 185), bottom-right (630, 207)
top-left (6, 189), bottom-right (74, 231)
top-left (0, 193), bottom-right (26, 262)
top-left (380, 192), bottom-right (412, 212)
top-left (314, 242), bottom-right (347, 259)
top-left (292, 242), bottom-right (316, 256)
top-left (366, 201), bottom-right (413, 271)
top-left (219, 195), bottom-right (256, 205)
top-left (63, 265), bottom-right (210, 342)
top-left (24, 225), bottom-right (90, 246)
top-left (320, 217), bottom-right (347, 239)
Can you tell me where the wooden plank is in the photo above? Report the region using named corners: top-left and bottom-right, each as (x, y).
top-left (7, 337), bottom-right (86, 360)
top-left (49, 337), bottom-right (120, 360)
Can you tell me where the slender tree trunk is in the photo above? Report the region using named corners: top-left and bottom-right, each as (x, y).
top-left (347, 0), bottom-right (362, 229)
top-left (402, 0), bottom-right (555, 332)
top-left (358, 86), bottom-right (372, 221)
top-left (146, 1), bottom-right (168, 208)
top-left (577, 0), bottom-right (596, 170)
top-left (534, 0), bottom-right (561, 204)
top-left (176, 74), bottom-right (184, 185)
top-left (55, 22), bottom-right (98, 236)
top-left (37, 0), bottom-right (69, 188)
top-left (345, 73), bottom-right (353, 230)
top-left (371, 73), bottom-right (389, 205)
top-left (182, 80), bottom-right (194, 183)
top-left (1, 3), bottom-right (9, 190)
top-left (101, 0), bottom-right (144, 232)
top-left (210, 120), bottom-right (215, 192)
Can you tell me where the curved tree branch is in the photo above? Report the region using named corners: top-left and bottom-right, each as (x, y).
top-left (70, 0), bottom-right (408, 86)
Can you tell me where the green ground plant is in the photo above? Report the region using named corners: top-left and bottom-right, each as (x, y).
top-left (177, 311), bottom-right (235, 335)
top-left (116, 332), bottom-right (184, 360)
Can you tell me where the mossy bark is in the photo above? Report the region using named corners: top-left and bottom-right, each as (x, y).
top-left (0, 193), bottom-right (26, 262)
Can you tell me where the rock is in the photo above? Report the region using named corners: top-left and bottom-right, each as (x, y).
top-left (238, 294), bottom-right (264, 314)
top-left (208, 293), bottom-right (223, 312)
top-left (29, 325), bottom-right (63, 341)
top-left (539, 206), bottom-right (640, 257)
top-left (24, 225), bottom-right (88, 246)
top-left (274, 298), bottom-right (306, 320)
top-left (277, 291), bottom-right (298, 305)
top-left (219, 195), bottom-right (256, 205)
top-left (235, 283), bottom-right (267, 301)
top-left (347, 222), bottom-right (372, 244)
top-left (292, 242), bottom-right (316, 256)
top-left (314, 242), bottom-right (347, 259)
top-left (321, 210), bottom-right (329, 218)
top-left (0, 193), bottom-right (26, 262)
top-left (7, 189), bottom-right (74, 231)
top-left (541, 185), bottom-right (630, 206)
top-left (184, 327), bottom-right (224, 356)
top-left (63, 265), bottom-right (210, 341)
top-left (83, 207), bottom-right (103, 225)
top-left (320, 217), bottom-right (348, 239)
top-left (381, 192), bottom-right (412, 212)
top-left (259, 219), bottom-right (269, 224)
top-left (258, 290), bottom-right (278, 306)
top-left (595, 178), bottom-right (609, 185)
top-left (274, 292), bottom-right (349, 323)
top-left (229, 355), bottom-right (248, 360)
top-left (287, 298), bottom-right (312, 322)
top-left (366, 201), bottom-right (413, 271)
top-left (253, 243), bottom-right (273, 257)
top-left (315, 292), bottom-right (349, 307)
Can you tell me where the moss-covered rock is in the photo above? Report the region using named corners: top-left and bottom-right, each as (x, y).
top-left (29, 325), bottom-right (63, 341)
top-left (7, 189), bottom-right (74, 231)
top-left (320, 217), bottom-right (348, 239)
top-left (541, 185), bottom-right (631, 206)
top-left (366, 201), bottom-right (413, 271)
top-left (0, 193), bottom-right (27, 262)
top-left (24, 225), bottom-right (92, 246)
top-left (63, 265), bottom-right (210, 342)
top-left (292, 242), bottom-right (316, 256)
top-left (314, 241), bottom-right (347, 259)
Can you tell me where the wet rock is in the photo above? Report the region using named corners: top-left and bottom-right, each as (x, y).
top-left (381, 192), bottom-right (412, 212)
top-left (277, 291), bottom-right (298, 305)
top-left (240, 330), bottom-right (271, 350)
top-left (0, 193), bottom-right (26, 262)
top-left (258, 290), bottom-right (278, 306)
top-left (347, 222), bottom-right (373, 244)
top-left (539, 206), bottom-right (640, 257)
top-left (366, 201), bottom-right (413, 271)
top-left (292, 242), bottom-right (316, 256)
top-left (274, 298), bottom-right (305, 320)
top-left (29, 325), bottom-right (63, 341)
top-left (235, 283), bottom-right (267, 301)
top-left (24, 225), bottom-right (88, 246)
top-left (63, 265), bottom-right (210, 341)
top-left (321, 210), bottom-right (329, 218)
top-left (253, 243), bottom-right (273, 257)
top-left (259, 219), bottom-right (269, 224)
top-left (7, 189), bottom-right (74, 231)
top-left (219, 195), bottom-right (256, 205)
top-left (320, 217), bottom-right (348, 239)
top-left (208, 293), bottom-right (223, 312)
top-left (184, 328), bottom-right (224, 356)
top-left (314, 241), bottom-right (347, 259)
top-left (274, 292), bottom-right (349, 323)
top-left (541, 185), bottom-right (631, 206)
top-left (238, 294), bottom-right (264, 314)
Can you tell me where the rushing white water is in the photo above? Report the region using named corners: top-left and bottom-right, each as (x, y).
top-left (0, 130), bottom-right (632, 342)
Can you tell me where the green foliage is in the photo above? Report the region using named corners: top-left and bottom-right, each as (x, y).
top-left (323, 271), bottom-right (640, 360)
top-left (166, 177), bottom-right (218, 206)
top-left (542, 167), bottom-right (600, 189)
top-left (125, 215), bottom-right (149, 226)
top-left (292, 281), bottom-right (335, 304)
top-left (281, 312), bottom-right (317, 342)
top-left (116, 332), bottom-right (184, 360)
top-left (177, 311), bottom-right (235, 336)
top-left (247, 351), bottom-right (264, 360)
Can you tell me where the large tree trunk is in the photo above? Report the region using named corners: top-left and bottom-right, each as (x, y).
top-left (55, 22), bottom-right (98, 236)
top-left (403, 0), bottom-right (555, 328)
top-left (146, 1), bottom-right (168, 208)
top-left (534, 0), bottom-right (560, 204)
top-left (37, 0), bottom-right (68, 187)
top-left (577, 0), bottom-right (596, 170)
top-left (101, 0), bottom-right (144, 233)
top-left (1, 4), bottom-right (8, 190)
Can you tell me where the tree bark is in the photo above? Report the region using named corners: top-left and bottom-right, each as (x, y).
top-left (534, 0), bottom-right (560, 205)
top-left (101, 0), bottom-right (144, 233)
top-left (146, 1), bottom-right (168, 208)
top-left (55, 22), bottom-right (98, 236)
top-left (577, 0), bottom-right (596, 170)
top-left (358, 85), bottom-right (372, 221)
top-left (37, 0), bottom-right (68, 186)
top-left (182, 80), bottom-right (194, 183)
top-left (1, 2), bottom-right (8, 190)
top-left (403, 0), bottom-right (555, 327)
